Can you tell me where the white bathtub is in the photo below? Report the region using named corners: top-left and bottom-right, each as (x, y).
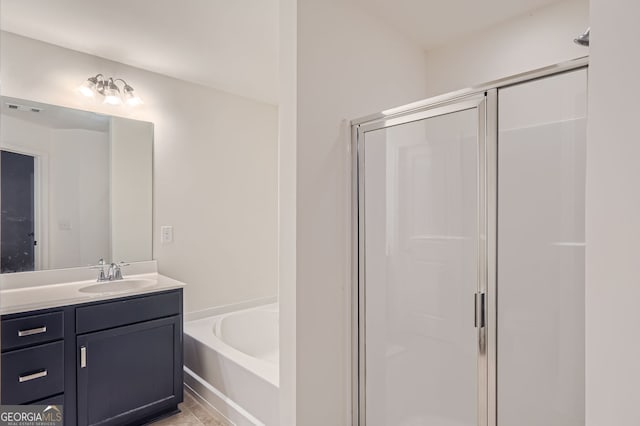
top-left (184, 303), bottom-right (279, 425)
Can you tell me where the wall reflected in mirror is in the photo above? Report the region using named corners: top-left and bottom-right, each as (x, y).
top-left (0, 96), bottom-right (153, 273)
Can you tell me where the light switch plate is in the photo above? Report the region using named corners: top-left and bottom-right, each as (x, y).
top-left (160, 226), bottom-right (173, 244)
top-left (58, 219), bottom-right (72, 231)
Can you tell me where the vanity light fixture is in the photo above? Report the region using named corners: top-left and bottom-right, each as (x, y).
top-left (78, 74), bottom-right (143, 106)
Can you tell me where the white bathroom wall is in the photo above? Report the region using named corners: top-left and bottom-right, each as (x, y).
top-left (586, 0), bottom-right (640, 424)
top-left (0, 114), bottom-right (110, 269)
top-left (0, 32), bottom-right (279, 312)
top-left (424, 0), bottom-right (589, 96)
top-left (0, 114), bottom-right (50, 152)
top-left (277, 0), bottom-right (297, 423)
top-left (279, 0), bottom-right (430, 423)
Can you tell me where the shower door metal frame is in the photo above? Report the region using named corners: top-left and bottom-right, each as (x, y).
top-left (350, 56), bottom-right (589, 426)
top-left (352, 92), bottom-right (495, 426)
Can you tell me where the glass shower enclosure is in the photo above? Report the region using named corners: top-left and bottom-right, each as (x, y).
top-left (352, 62), bottom-right (587, 426)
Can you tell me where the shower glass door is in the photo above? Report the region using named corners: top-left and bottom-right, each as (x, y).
top-left (357, 95), bottom-right (490, 426)
top-left (497, 68), bottom-right (587, 426)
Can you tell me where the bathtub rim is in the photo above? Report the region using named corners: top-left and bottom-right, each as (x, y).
top-left (184, 295), bottom-right (277, 322)
top-left (184, 302), bottom-right (279, 387)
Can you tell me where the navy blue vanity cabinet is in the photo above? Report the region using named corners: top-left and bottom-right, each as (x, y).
top-left (1, 310), bottom-right (66, 405)
top-left (0, 288), bottom-right (183, 426)
top-left (75, 291), bottom-right (183, 426)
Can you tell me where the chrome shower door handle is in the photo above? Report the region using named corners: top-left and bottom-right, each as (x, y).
top-left (474, 292), bottom-right (486, 328)
top-left (475, 292), bottom-right (487, 355)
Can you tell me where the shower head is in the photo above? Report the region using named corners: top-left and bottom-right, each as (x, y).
top-left (574, 27), bottom-right (590, 47)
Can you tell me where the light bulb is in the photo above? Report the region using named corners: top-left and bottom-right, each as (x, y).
top-left (103, 79), bottom-right (122, 105)
top-left (126, 96), bottom-right (143, 106)
top-left (104, 93), bottom-right (123, 105)
top-left (79, 85), bottom-right (94, 97)
top-left (123, 85), bottom-right (143, 106)
top-left (78, 77), bottom-right (98, 97)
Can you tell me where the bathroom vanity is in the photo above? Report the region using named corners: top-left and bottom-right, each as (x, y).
top-left (0, 273), bottom-right (185, 426)
top-left (0, 96), bottom-right (184, 425)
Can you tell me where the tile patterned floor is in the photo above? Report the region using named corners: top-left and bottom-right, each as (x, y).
top-left (151, 387), bottom-right (231, 426)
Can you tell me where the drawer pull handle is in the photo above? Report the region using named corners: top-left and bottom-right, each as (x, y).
top-left (80, 346), bottom-right (87, 368)
top-left (18, 326), bottom-right (47, 337)
top-left (19, 370), bottom-right (48, 383)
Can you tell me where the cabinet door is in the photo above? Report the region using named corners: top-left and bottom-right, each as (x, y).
top-left (77, 316), bottom-right (182, 426)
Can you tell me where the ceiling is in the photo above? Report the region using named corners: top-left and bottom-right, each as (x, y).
top-left (0, 0), bottom-right (279, 105)
top-left (2, 96), bottom-right (110, 132)
top-left (351, 0), bottom-right (567, 49)
top-left (1, 0), bottom-right (565, 105)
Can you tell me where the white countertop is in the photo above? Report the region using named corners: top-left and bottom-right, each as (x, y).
top-left (0, 272), bottom-right (186, 316)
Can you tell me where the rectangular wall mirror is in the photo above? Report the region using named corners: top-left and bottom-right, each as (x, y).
top-left (0, 96), bottom-right (153, 273)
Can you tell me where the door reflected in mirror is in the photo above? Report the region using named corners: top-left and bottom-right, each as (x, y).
top-left (0, 96), bottom-right (153, 273)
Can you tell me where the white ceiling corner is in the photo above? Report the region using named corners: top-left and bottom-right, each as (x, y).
top-left (1, 0), bottom-right (569, 105)
top-left (350, 0), bottom-right (569, 50)
top-left (0, 0), bottom-right (279, 105)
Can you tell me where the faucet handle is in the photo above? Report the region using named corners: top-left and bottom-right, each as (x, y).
top-left (89, 259), bottom-right (108, 282)
top-left (108, 261), bottom-right (129, 280)
top-left (116, 261), bottom-right (130, 280)
top-left (107, 263), bottom-right (121, 280)
top-left (89, 258), bottom-right (107, 270)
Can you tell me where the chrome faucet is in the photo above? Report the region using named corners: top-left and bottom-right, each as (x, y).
top-left (107, 263), bottom-right (123, 281)
top-left (91, 259), bottom-right (129, 282)
top-left (106, 262), bottom-right (130, 280)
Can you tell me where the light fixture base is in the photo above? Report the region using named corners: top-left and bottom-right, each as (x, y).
top-left (77, 74), bottom-right (142, 106)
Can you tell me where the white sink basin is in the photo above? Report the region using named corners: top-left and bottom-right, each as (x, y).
top-left (78, 279), bottom-right (157, 294)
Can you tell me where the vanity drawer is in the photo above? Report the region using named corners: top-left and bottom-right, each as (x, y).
top-left (1, 311), bottom-right (64, 351)
top-left (1, 341), bottom-right (65, 404)
top-left (76, 290), bottom-right (181, 334)
top-left (30, 394), bottom-right (64, 406)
